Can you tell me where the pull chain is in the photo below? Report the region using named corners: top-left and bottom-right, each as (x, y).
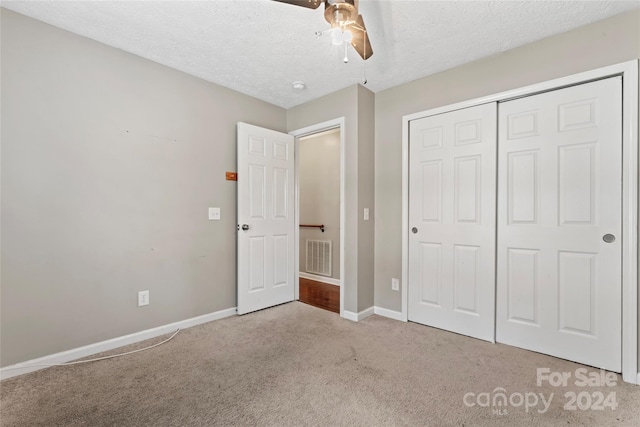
top-left (362, 56), bottom-right (367, 85)
top-left (362, 29), bottom-right (368, 84)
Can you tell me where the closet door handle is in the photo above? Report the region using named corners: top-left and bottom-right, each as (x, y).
top-left (411, 227), bottom-right (418, 234)
top-left (602, 234), bottom-right (615, 243)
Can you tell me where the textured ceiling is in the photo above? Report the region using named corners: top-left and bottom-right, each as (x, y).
top-left (3, 0), bottom-right (639, 108)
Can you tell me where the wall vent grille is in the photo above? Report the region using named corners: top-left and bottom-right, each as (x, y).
top-left (305, 240), bottom-right (332, 277)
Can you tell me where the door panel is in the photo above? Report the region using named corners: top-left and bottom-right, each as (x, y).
top-left (453, 244), bottom-right (480, 313)
top-left (496, 77), bottom-right (622, 371)
top-left (506, 248), bottom-right (538, 324)
top-left (508, 150), bottom-right (539, 224)
top-left (237, 123), bottom-right (295, 315)
top-left (408, 103), bottom-right (497, 342)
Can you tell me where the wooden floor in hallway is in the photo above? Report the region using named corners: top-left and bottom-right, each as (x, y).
top-left (299, 277), bottom-right (339, 313)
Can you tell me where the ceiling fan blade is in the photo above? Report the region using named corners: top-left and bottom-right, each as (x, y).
top-left (271, 0), bottom-right (324, 9)
top-left (348, 14), bottom-right (373, 60)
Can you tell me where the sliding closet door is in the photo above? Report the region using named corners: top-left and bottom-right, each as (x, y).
top-left (408, 103), bottom-right (497, 342)
top-left (496, 77), bottom-right (622, 371)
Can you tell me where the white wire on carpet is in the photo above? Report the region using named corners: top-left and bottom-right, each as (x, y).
top-left (4, 329), bottom-right (181, 370)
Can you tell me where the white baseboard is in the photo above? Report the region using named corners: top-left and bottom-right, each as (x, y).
top-left (342, 306), bottom-right (404, 323)
top-left (0, 307), bottom-right (237, 381)
top-left (342, 306), bottom-right (375, 322)
top-left (343, 306), bottom-right (404, 322)
top-left (341, 310), bottom-right (357, 322)
top-left (299, 272), bottom-right (340, 287)
top-left (374, 306), bottom-right (404, 321)
top-left (637, 372), bottom-right (640, 385)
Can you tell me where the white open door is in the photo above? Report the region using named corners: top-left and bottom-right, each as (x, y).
top-left (237, 122), bottom-right (295, 315)
top-left (408, 103), bottom-right (497, 342)
top-left (496, 77), bottom-right (622, 371)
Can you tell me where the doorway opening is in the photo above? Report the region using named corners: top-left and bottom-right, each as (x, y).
top-left (291, 119), bottom-right (345, 316)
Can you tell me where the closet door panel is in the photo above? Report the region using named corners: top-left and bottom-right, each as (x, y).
top-left (496, 77), bottom-right (622, 372)
top-left (408, 103), bottom-right (497, 342)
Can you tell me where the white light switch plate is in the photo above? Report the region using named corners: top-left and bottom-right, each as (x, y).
top-left (364, 208), bottom-right (370, 221)
top-left (208, 207), bottom-right (221, 220)
top-left (138, 290), bottom-right (150, 306)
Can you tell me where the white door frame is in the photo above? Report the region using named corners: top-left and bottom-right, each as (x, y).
top-left (401, 60), bottom-right (638, 384)
top-left (290, 118), bottom-right (346, 317)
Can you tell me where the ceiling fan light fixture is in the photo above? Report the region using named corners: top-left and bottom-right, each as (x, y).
top-left (331, 28), bottom-right (353, 46)
top-left (274, 0), bottom-right (373, 61)
top-left (331, 27), bottom-right (344, 45)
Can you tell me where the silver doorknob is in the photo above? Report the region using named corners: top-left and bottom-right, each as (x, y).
top-left (412, 227), bottom-right (418, 234)
top-left (242, 224), bottom-right (250, 231)
top-left (603, 234), bottom-right (615, 243)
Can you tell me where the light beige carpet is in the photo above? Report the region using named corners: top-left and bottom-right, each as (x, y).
top-left (1, 302), bottom-right (639, 426)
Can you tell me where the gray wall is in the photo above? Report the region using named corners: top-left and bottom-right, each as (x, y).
top-left (373, 9), bottom-right (640, 364)
top-left (299, 130), bottom-right (340, 280)
top-left (356, 85), bottom-right (375, 312)
top-left (0, 9), bottom-right (286, 366)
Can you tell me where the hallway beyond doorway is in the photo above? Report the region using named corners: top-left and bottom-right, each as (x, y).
top-left (299, 278), bottom-right (339, 313)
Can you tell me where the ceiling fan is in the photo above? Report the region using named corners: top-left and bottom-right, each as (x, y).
top-left (273, 0), bottom-right (373, 61)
